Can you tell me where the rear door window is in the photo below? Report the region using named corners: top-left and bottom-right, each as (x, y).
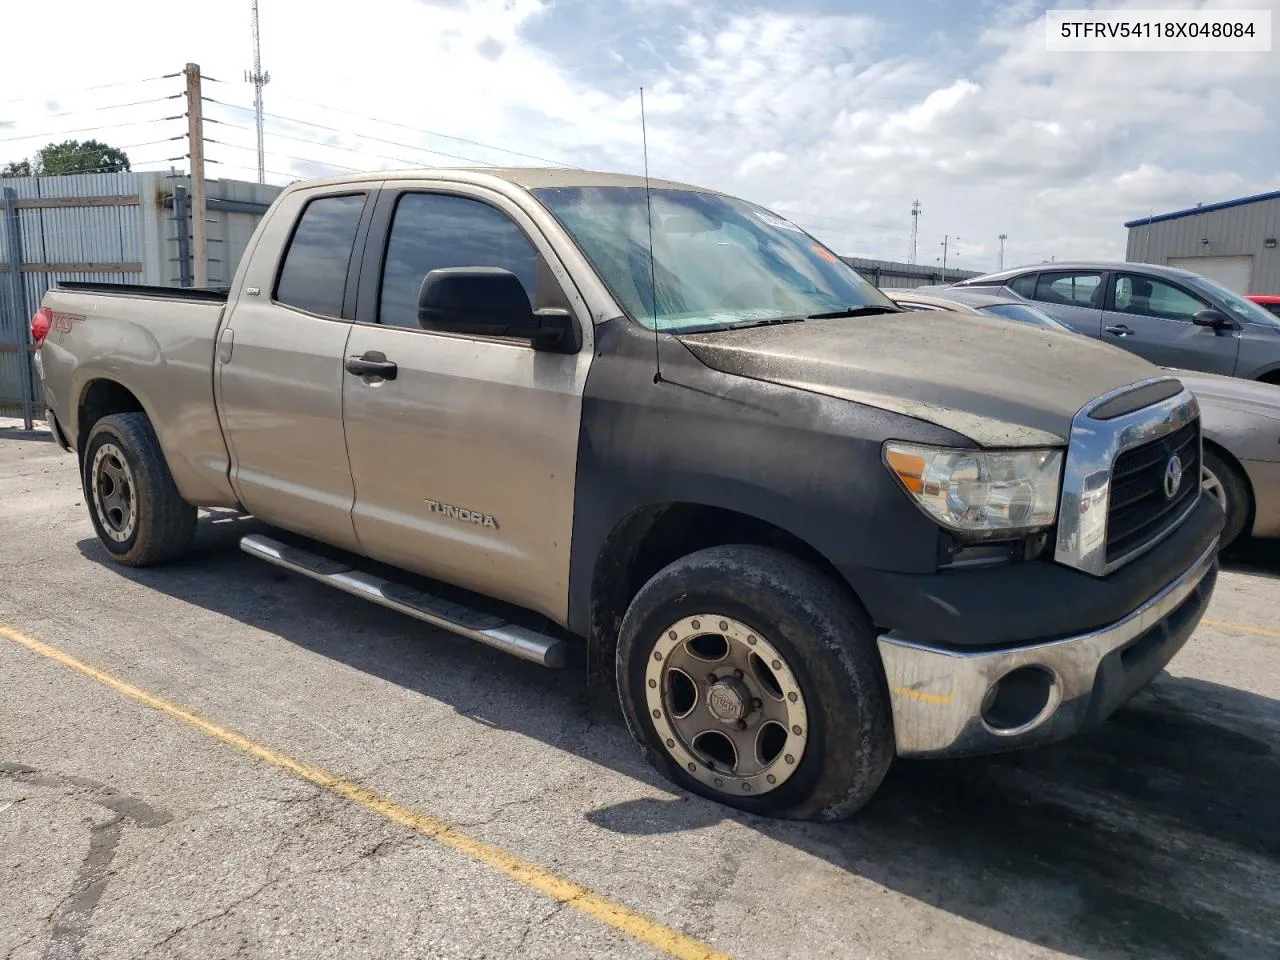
top-left (1034, 271), bottom-right (1102, 308)
top-left (1008, 273), bottom-right (1038, 298)
top-left (274, 193), bottom-right (367, 317)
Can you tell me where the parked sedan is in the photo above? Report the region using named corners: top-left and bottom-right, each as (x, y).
top-left (887, 288), bottom-right (1280, 550)
top-left (886, 287), bottom-right (1076, 331)
top-left (948, 261), bottom-right (1280, 383)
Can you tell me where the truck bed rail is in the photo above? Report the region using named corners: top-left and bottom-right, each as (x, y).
top-left (55, 281), bottom-right (230, 303)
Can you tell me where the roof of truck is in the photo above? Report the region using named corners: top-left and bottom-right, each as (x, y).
top-left (287, 166), bottom-right (717, 194)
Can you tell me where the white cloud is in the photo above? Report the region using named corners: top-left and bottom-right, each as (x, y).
top-left (738, 150), bottom-right (788, 177)
top-left (0, 0), bottom-right (1275, 272)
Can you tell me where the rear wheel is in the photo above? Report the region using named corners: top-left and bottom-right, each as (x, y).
top-left (82, 413), bottom-right (197, 566)
top-left (1202, 448), bottom-right (1251, 551)
top-left (616, 545), bottom-right (894, 821)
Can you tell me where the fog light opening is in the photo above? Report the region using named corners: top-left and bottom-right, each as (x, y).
top-left (981, 666), bottom-right (1057, 734)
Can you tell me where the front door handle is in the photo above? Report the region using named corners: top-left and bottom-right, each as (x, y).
top-left (1104, 324), bottom-right (1134, 337)
top-left (345, 354), bottom-right (398, 380)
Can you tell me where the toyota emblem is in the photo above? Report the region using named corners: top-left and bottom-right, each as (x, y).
top-left (1163, 454), bottom-right (1183, 500)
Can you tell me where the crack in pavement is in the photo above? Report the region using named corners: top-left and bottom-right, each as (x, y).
top-left (512, 900), bottom-right (571, 956)
top-left (0, 762), bottom-right (170, 960)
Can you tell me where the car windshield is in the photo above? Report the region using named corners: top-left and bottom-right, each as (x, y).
top-left (1184, 276), bottom-right (1280, 328)
top-left (978, 302), bottom-right (1074, 331)
top-left (530, 185), bottom-right (898, 334)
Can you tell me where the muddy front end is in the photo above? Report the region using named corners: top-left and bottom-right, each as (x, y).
top-left (870, 376), bottom-right (1223, 758)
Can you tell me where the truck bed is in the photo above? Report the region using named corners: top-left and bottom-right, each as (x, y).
top-left (56, 281), bottom-right (230, 303)
top-left (39, 282), bottom-right (238, 509)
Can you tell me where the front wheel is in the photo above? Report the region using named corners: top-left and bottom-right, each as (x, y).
top-left (82, 412), bottom-right (197, 566)
top-left (616, 545), bottom-right (894, 821)
top-left (1202, 448), bottom-right (1251, 551)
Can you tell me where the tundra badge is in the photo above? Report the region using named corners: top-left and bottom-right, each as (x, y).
top-left (424, 499), bottom-right (499, 529)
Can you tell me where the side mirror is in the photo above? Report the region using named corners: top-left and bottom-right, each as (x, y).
top-left (417, 267), bottom-right (578, 352)
top-left (1192, 308), bottom-right (1236, 331)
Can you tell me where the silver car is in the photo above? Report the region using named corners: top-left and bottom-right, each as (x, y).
top-left (888, 287), bottom-right (1280, 549)
top-left (946, 261), bottom-right (1280, 383)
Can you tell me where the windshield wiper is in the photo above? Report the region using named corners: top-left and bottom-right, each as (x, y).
top-left (719, 315), bottom-right (810, 330)
top-left (805, 305), bottom-right (902, 320)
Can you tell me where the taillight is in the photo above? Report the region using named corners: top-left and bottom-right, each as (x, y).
top-left (31, 307), bottom-right (52, 346)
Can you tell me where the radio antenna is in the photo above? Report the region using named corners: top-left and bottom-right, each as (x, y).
top-left (640, 87), bottom-right (663, 384)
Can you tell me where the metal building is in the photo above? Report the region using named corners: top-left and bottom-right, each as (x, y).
top-left (1, 171), bottom-right (283, 423)
top-left (1124, 189), bottom-right (1280, 294)
top-left (840, 256), bottom-right (981, 290)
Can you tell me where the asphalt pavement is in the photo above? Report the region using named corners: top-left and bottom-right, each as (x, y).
top-left (2, 418), bottom-right (1278, 960)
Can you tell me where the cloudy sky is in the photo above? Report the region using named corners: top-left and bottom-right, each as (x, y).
top-left (1, 0), bottom-right (1277, 272)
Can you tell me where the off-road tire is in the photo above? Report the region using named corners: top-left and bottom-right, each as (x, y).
top-left (616, 544), bottom-right (894, 821)
top-left (82, 412), bottom-right (197, 566)
top-left (1203, 447), bottom-right (1251, 551)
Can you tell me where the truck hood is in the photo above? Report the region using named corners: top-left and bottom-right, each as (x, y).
top-left (679, 311), bottom-right (1165, 447)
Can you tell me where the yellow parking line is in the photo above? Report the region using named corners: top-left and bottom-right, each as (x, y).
top-left (0, 623), bottom-right (734, 960)
top-left (1201, 618), bottom-right (1280, 640)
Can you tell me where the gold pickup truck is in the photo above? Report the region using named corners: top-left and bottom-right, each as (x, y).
top-left (31, 167), bottom-right (1223, 821)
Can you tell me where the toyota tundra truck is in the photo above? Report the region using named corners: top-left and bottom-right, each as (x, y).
top-left (32, 167), bottom-right (1223, 821)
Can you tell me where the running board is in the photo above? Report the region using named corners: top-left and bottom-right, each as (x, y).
top-left (239, 534), bottom-right (569, 668)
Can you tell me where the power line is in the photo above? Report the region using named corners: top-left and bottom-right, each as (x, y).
top-left (274, 92), bottom-right (577, 167)
top-left (0, 115), bottom-right (184, 144)
top-left (204, 95), bottom-right (573, 168)
top-left (0, 157), bottom-right (183, 180)
top-left (206, 141), bottom-right (363, 173)
top-left (118, 135), bottom-right (186, 151)
top-left (2, 95), bottom-right (183, 124)
top-left (0, 74), bottom-right (182, 106)
top-left (773, 205), bottom-right (913, 237)
top-left (207, 114), bottom-right (495, 168)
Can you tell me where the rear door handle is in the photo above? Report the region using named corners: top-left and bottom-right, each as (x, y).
top-left (345, 355), bottom-right (398, 380)
top-left (1104, 324), bottom-right (1134, 337)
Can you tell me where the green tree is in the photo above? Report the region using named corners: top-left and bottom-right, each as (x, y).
top-left (37, 139), bottom-right (131, 175)
top-left (0, 159), bottom-right (33, 178)
top-left (0, 140), bottom-right (131, 178)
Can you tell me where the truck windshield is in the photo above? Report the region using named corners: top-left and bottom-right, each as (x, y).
top-left (1184, 275), bottom-right (1280, 329)
top-left (530, 185), bottom-right (897, 334)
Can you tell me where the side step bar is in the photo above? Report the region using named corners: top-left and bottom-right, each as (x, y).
top-left (239, 534), bottom-right (569, 668)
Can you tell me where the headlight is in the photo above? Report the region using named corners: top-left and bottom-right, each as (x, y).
top-left (883, 442), bottom-right (1063, 535)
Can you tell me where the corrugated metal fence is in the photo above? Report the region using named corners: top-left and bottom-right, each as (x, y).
top-left (842, 256), bottom-right (982, 290)
top-left (0, 171), bottom-right (281, 425)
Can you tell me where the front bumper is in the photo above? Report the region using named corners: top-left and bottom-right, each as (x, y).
top-left (877, 537), bottom-right (1219, 758)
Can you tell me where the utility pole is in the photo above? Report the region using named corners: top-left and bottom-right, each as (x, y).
top-left (184, 63), bottom-right (208, 287)
top-left (909, 199), bottom-right (921, 264)
top-left (997, 233), bottom-right (1007, 271)
top-left (940, 234), bottom-right (958, 271)
top-left (245, 0), bottom-right (270, 184)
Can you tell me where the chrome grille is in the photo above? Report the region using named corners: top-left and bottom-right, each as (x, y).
top-left (1054, 376), bottom-right (1201, 578)
top-left (1105, 419), bottom-right (1200, 564)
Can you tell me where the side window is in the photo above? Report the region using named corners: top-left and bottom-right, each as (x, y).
top-left (1008, 273), bottom-right (1038, 298)
top-left (379, 193), bottom-right (540, 329)
top-left (1113, 274), bottom-right (1208, 321)
top-left (1034, 271), bottom-right (1102, 308)
top-left (274, 193), bottom-right (366, 317)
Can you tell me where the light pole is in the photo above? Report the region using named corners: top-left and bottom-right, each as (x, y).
top-left (997, 233), bottom-right (1007, 271)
